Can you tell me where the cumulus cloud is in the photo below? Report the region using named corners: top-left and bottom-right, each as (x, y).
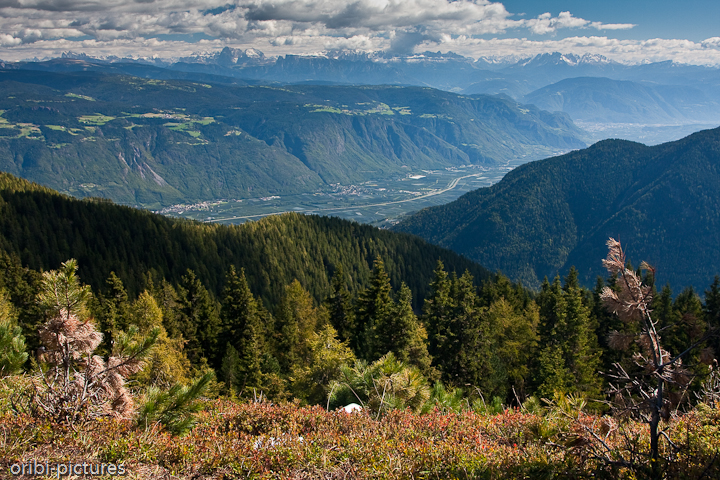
top-left (524, 11), bottom-right (634, 35)
top-left (1, 0), bottom-right (717, 66)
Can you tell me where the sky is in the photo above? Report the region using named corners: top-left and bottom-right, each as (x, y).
top-left (1, 0), bottom-right (719, 65)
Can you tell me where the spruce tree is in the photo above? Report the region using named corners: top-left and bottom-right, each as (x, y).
top-left (176, 270), bottom-right (221, 367)
top-left (422, 261), bottom-right (455, 363)
top-left (704, 276), bottom-right (720, 361)
top-left (356, 258), bottom-right (396, 362)
top-left (444, 270), bottom-right (479, 386)
top-left (325, 266), bottom-right (356, 350)
top-left (220, 266), bottom-right (263, 392)
top-left (562, 268), bottom-right (602, 397)
top-left (535, 270), bottom-right (601, 398)
top-left (95, 272), bottom-right (130, 354)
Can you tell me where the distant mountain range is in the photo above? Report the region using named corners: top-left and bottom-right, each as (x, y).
top-left (9, 49), bottom-right (720, 100)
top-left (0, 69), bottom-right (584, 208)
top-left (393, 126), bottom-right (720, 291)
top-left (523, 77), bottom-right (720, 125)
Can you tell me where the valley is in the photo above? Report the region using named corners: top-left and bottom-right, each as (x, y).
top-left (172, 155), bottom-right (546, 226)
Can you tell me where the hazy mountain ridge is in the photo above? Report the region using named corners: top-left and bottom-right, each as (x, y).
top-left (523, 77), bottom-right (720, 124)
top-left (393, 126), bottom-right (720, 290)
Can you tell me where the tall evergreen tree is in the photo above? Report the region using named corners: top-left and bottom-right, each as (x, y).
top-left (704, 276), bottom-right (720, 361)
top-left (325, 266), bottom-right (356, 350)
top-left (0, 252), bottom-right (42, 353)
top-left (389, 283), bottom-right (435, 379)
top-left (94, 272), bottom-right (130, 354)
top-left (275, 279), bottom-right (321, 373)
top-left (176, 270), bottom-right (221, 367)
top-left (220, 266), bottom-right (263, 392)
top-left (535, 269), bottom-right (601, 398)
top-left (442, 270), bottom-right (479, 385)
top-left (355, 257), bottom-right (396, 362)
top-left (422, 261), bottom-right (455, 363)
top-left (130, 291), bottom-right (192, 388)
top-left (0, 289), bottom-right (28, 376)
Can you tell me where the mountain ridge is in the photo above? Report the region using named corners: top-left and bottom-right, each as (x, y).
top-left (393, 127), bottom-right (720, 290)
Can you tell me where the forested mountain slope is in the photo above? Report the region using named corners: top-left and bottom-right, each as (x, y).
top-left (0, 172), bottom-right (489, 307)
top-left (394, 127), bottom-right (720, 289)
top-left (0, 69), bottom-right (585, 208)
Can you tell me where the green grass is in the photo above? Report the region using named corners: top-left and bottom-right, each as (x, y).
top-left (65, 93), bottom-right (96, 102)
top-left (78, 114), bottom-right (116, 125)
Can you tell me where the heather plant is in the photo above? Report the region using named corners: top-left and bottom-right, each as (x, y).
top-left (27, 260), bottom-right (158, 423)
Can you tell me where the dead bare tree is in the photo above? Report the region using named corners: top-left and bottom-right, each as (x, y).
top-left (28, 260), bottom-right (158, 424)
top-left (600, 238), bottom-right (714, 478)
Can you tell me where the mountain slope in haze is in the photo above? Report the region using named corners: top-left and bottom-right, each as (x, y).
top-left (394, 127), bottom-right (720, 290)
top-left (524, 77), bottom-right (720, 124)
top-left (0, 69), bottom-right (586, 208)
top-left (0, 171), bottom-right (490, 308)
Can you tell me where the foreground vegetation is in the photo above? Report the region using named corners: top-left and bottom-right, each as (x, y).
top-left (2, 390), bottom-right (719, 479)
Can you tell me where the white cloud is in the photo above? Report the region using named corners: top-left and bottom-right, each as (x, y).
top-left (0, 33), bottom-right (22, 46)
top-left (524, 11), bottom-right (635, 35)
top-left (701, 37), bottom-right (720, 49)
top-left (2, 0), bottom-right (718, 66)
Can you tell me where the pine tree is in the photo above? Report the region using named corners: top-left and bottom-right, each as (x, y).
top-left (34, 260), bottom-right (158, 421)
top-left (0, 289), bottom-right (28, 376)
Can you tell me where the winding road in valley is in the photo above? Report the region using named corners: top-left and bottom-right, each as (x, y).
top-left (207, 171), bottom-right (489, 223)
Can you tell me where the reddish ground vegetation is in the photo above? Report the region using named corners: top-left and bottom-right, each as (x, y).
top-left (2, 398), bottom-right (719, 479)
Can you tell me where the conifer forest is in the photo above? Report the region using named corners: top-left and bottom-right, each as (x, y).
top-left (0, 171), bottom-right (719, 478)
